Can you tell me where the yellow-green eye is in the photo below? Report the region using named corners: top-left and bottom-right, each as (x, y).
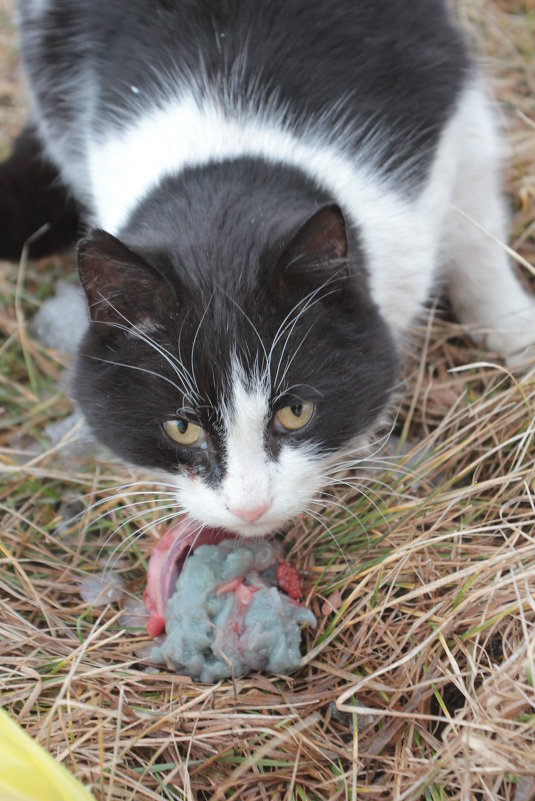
top-left (274, 401), bottom-right (314, 432)
top-left (163, 418), bottom-right (204, 446)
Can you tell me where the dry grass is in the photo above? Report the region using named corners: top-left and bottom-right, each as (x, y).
top-left (1, 2), bottom-right (535, 799)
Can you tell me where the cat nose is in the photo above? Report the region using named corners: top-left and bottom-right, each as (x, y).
top-left (228, 500), bottom-right (271, 523)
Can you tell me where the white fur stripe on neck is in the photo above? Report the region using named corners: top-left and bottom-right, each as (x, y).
top-left (87, 92), bottom-right (406, 234)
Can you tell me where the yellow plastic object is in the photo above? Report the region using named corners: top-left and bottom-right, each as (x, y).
top-left (0, 708), bottom-right (96, 801)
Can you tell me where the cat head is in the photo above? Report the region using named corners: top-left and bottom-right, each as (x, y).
top-left (74, 202), bottom-right (397, 538)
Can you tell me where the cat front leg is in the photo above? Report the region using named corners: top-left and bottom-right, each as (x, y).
top-left (442, 85), bottom-right (535, 361)
top-left (0, 124), bottom-right (81, 261)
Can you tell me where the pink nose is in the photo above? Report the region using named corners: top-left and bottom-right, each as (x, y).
top-left (229, 501), bottom-right (271, 523)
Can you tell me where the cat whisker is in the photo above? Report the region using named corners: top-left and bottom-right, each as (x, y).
top-left (97, 497), bottom-right (182, 549)
top-left (102, 505), bottom-right (183, 570)
top-left (271, 383), bottom-right (324, 405)
top-left (94, 478), bottom-right (180, 492)
top-left (80, 479), bottom-right (180, 506)
top-left (315, 487), bottom-right (372, 519)
top-left (270, 278), bottom-right (343, 392)
top-left (217, 286), bottom-right (269, 369)
top-left (108, 514), bottom-right (208, 577)
top-left (190, 292), bottom-right (214, 398)
top-left (93, 299), bottom-right (201, 402)
top-left (308, 494), bottom-right (370, 541)
top-left (274, 283), bottom-right (348, 393)
top-left (321, 476), bottom-right (412, 507)
top-left (304, 466), bottom-right (393, 534)
top-left (268, 270), bottom-right (341, 358)
top-left (85, 354), bottom-right (185, 394)
top-left (82, 494), bottom-right (179, 532)
top-left (302, 507), bottom-right (351, 569)
top-left (326, 455), bottom-right (429, 483)
top-left (263, 281), bottom-right (319, 386)
top-left (323, 460), bottom-right (403, 489)
top-left (274, 321), bottom-right (317, 395)
top-left (321, 417), bottom-right (406, 478)
top-left (179, 519), bottom-right (210, 564)
top-left (68, 486), bottom-right (179, 526)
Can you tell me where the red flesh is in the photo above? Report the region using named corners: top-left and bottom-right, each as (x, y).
top-left (143, 518), bottom-right (234, 636)
top-left (228, 582), bottom-right (259, 638)
top-left (276, 562), bottom-right (302, 600)
top-left (143, 517), bottom-right (304, 637)
top-left (216, 576), bottom-right (244, 596)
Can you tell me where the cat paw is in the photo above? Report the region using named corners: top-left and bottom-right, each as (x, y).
top-left (484, 300), bottom-right (535, 365)
top-left (505, 343), bottom-right (535, 373)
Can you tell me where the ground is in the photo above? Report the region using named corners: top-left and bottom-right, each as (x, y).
top-left (1, 2), bottom-right (535, 800)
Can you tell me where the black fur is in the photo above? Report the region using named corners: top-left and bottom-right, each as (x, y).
top-left (0, 126), bottom-right (81, 259)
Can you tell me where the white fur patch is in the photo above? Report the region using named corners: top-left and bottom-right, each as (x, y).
top-left (171, 363), bottom-right (327, 538)
top-left (173, 441), bottom-right (326, 539)
top-left (88, 93), bottom-right (406, 234)
top-left (221, 370), bottom-right (271, 518)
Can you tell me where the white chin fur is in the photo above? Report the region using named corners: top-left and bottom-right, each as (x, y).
top-left (172, 443), bottom-right (326, 539)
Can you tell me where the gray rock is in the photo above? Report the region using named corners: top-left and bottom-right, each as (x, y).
top-left (32, 281), bottom-right (89, 355)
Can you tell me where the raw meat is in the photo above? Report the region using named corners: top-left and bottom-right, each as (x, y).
top-left (143, 520), bottom-right (316, 682)
top-left (143, 521), bottom-right (235, 637)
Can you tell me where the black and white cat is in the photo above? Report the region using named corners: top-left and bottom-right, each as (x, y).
top-left (3, 0), bottom-right (535, 538)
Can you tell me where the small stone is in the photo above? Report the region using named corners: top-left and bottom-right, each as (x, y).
top-left (80, 571), bottom-right (125, 606)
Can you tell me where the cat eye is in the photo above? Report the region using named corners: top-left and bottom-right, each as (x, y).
top-left (274, 401), bottom-right (314, 432)
top-left (163, 418), bottom-right (205, 447)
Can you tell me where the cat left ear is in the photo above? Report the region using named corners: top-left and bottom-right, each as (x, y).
top-left (77, 230), bottom-right (174, 328)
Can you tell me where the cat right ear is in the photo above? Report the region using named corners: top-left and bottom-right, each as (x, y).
top-left (77, 230), bottom-right (174, 329)
top-left (274, 204), bottom-right (350, 302)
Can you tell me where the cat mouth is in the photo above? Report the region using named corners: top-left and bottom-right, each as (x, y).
top-left (143, 518), bottom-right (239, 636)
